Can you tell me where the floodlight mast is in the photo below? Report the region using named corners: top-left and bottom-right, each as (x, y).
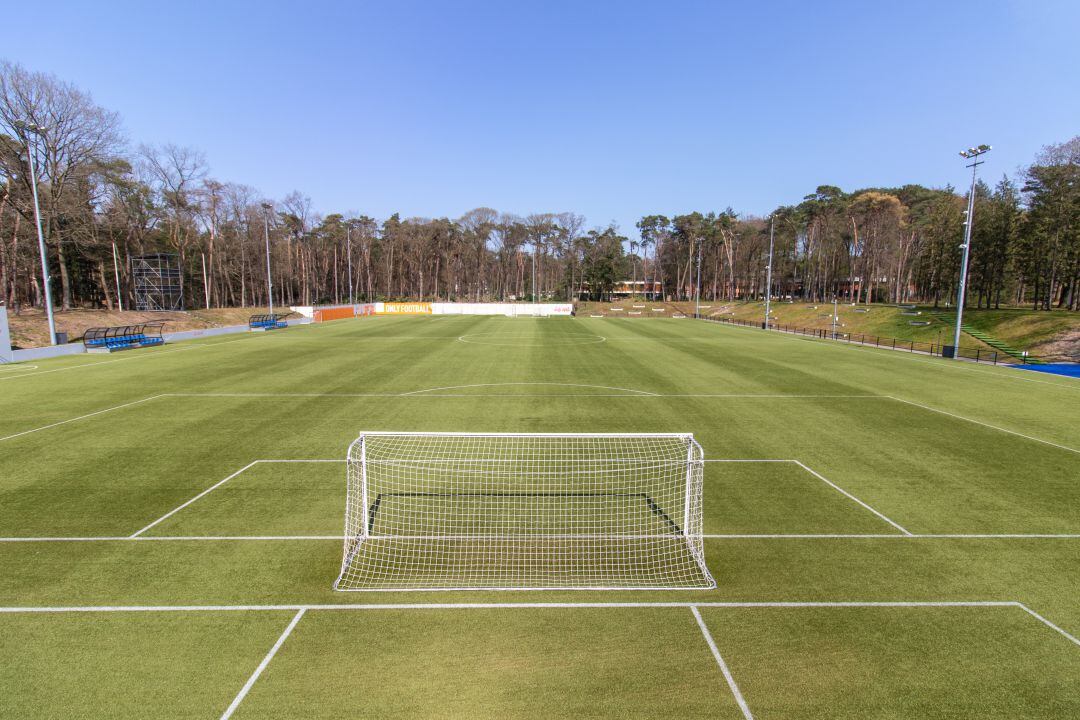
top-left (261, 202), bottom-right (274, 316)
top-left (952, 144), bottom-right (991, 359)
top-left (346, 223), bottom-right (354, 302)
top-left (694, 240), bottom-right (703, 318)
top-left (764, 217), bottom-right (775, 329)
top-left (14, 121), bottom-right (58, 345)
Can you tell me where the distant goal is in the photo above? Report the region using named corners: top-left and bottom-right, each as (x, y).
top-left (334, 432), bottom-right (715, 591)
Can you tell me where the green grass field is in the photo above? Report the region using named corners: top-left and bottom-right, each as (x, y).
top-left (1, 315), bottom-right (1078, 719)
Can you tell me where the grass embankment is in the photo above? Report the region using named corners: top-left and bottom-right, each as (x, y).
top-left (4, 307), bottom-right (273, 349)
top-left (578, 300), bottom-right (1080, 361)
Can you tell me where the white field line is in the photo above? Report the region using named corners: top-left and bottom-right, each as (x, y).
top-left (0, 601), bottom-right (1022, 614)
top-left (788, 460), bottom-right (912, 535)
top-left (704, 534), bottom-right (1080, 539)
top-left (0, 328), bottom-right (282, 382)
top-left (691, 607), bottom-right (754, 719)
top-left (0, 395), bottom-right (165, 443)
top-left (1018, 604), bottom-right (1080, 648)
top-left (126, 458), bottom-right (343, 538)
top-left (886, 396), bottom-right (1080, 456)
top-left (1, 534), bottom-right (1079, 542)
top-left (9, 456), bottom-right (1074, 543)
top-left (398, 382), bottom-right (659, 396)
top-left (0, 346), bottom-right (201, 381)
top-left (704, 316), bottom-right (1080, 391)
top-left (0, 393), bottom-right (885, 444)
top-left (129, 461), bottom-right (260, 538)
top-left (163, 392), bottom-right (884, 399)
top-left (220, 608), bottom-right (305, 720)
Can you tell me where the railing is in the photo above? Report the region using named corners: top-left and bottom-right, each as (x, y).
top-left (693, 315), bottom-right (1043, 366)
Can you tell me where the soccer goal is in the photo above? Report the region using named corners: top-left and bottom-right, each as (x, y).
top-left (334, 432), bottom-right (715, 591)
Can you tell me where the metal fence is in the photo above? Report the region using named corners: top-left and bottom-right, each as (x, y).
top-left (694, 315), bottom-right (1041, 366)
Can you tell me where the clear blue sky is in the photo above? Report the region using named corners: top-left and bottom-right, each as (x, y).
top-left (4, 0), bottom-right (1078, 236)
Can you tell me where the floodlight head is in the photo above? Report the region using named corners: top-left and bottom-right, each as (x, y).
top-left (12, 119), bottom-right (47, 134)
top-left (261, 202), bottom-right (273, 211)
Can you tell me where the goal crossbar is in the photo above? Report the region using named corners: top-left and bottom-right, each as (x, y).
top-left (334, 432), bottom-right (715, 591)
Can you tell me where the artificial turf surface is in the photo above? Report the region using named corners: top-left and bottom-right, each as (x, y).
top-left (0, 315), bottom-right (1078, 718)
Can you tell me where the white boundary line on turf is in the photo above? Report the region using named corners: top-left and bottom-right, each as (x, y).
top-left (220, 608), bottom-right (305, 720)
top-left (885, 396), bottom-right (1080, 456)
top-left (129, 462), bottom-right (261, 538)
top-left (121, 456), bottom-right (906, 541)
top-left (163, 392), bottom-right (884, 398)
top-left (4, 601), bottom-right (1075, 649)
top-left (1018, 604), bottom-right (1080, 648)
top-left (398, 382), bottom-right (659, 396)
top-left (0, 600), bottom-right (1022, 613)
top-left (0, 393), bottom-right (884, 444)
top-left (789, 460), bottom-right (912, 535)
top-left (692, 606), bottom-right (754, 719)
top-left (127, 458), bottom-right (343, 538)
top-left (0, 395), bottom-right (165, 443)
top-left (0, 346), bottom-right (201, 381)
top-left (0, 326), bottom-right (285, 382)
top-left (703, 315), bottom-right (1080, 391)
top-left (2, 533), bottom-right (1079, 542)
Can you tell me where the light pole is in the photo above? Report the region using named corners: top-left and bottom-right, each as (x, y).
top-left (261, 203), bottom-right (274, 315)
top-left (532, 238), bottom-right (538, 307)
top-left (346, 223), bottom-right (354, 303)
top-left (694, 240), bottom-right (703, 318)
top-left (111, 241), bottom-right (124, 312)
top-left (14, 120), bottom-right (58, 345)
top-left (831, 297), bottom-right (839, 339)
top-left (764, 217), bottom-right (775, 329)
top-left (953, 144), bottom-right (991, 359)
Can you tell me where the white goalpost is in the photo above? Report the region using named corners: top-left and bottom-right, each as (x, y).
top-left (334, 432), bottom-right (715, 591)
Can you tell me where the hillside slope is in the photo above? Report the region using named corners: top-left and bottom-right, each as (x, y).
top-left (4, 307), bottom-right (271, 349)
top-left (577, 300), bottom-right (1080, 362)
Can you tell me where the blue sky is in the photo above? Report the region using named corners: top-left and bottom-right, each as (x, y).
top-left (3, 0), bottom-right (1077, 236)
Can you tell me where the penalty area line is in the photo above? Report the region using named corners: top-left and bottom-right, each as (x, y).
top-left (220, 608), bottom-right (305, 720)
top-left (127, 458), bottom-right (343, 538)
top-left (885, 396), bottom-right (1080, 456)
top-left (0, 395), bottom-right (166, 443)
top-left (790, 460), bottom-right (912, 536)
top-left (1017, 604), bottom-right (1080, 648)
top-left (692, 606), bottom-right (754, 719)
top-left (1, 533), bottom-right (1079, 542)
top-left (0, 601), bottom-right (1024, 613)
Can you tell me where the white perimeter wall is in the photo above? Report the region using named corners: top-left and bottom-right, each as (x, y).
top-left (430, 303), bottom-right (573, 316)
top-left (0, 306), bottom-right (13, 362)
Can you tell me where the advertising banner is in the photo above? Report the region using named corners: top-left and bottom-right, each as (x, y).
top-left (380, 302), bottom-right (433, 315)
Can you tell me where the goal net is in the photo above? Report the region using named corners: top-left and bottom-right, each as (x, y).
top-left (334, 432), bottom-right (714, 591)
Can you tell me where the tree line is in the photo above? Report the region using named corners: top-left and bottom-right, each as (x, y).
top-left (1, 60), bottom-right (1077, 314)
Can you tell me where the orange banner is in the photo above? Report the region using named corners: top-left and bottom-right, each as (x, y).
top-left (313, 306), bottom-right (355, 322)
